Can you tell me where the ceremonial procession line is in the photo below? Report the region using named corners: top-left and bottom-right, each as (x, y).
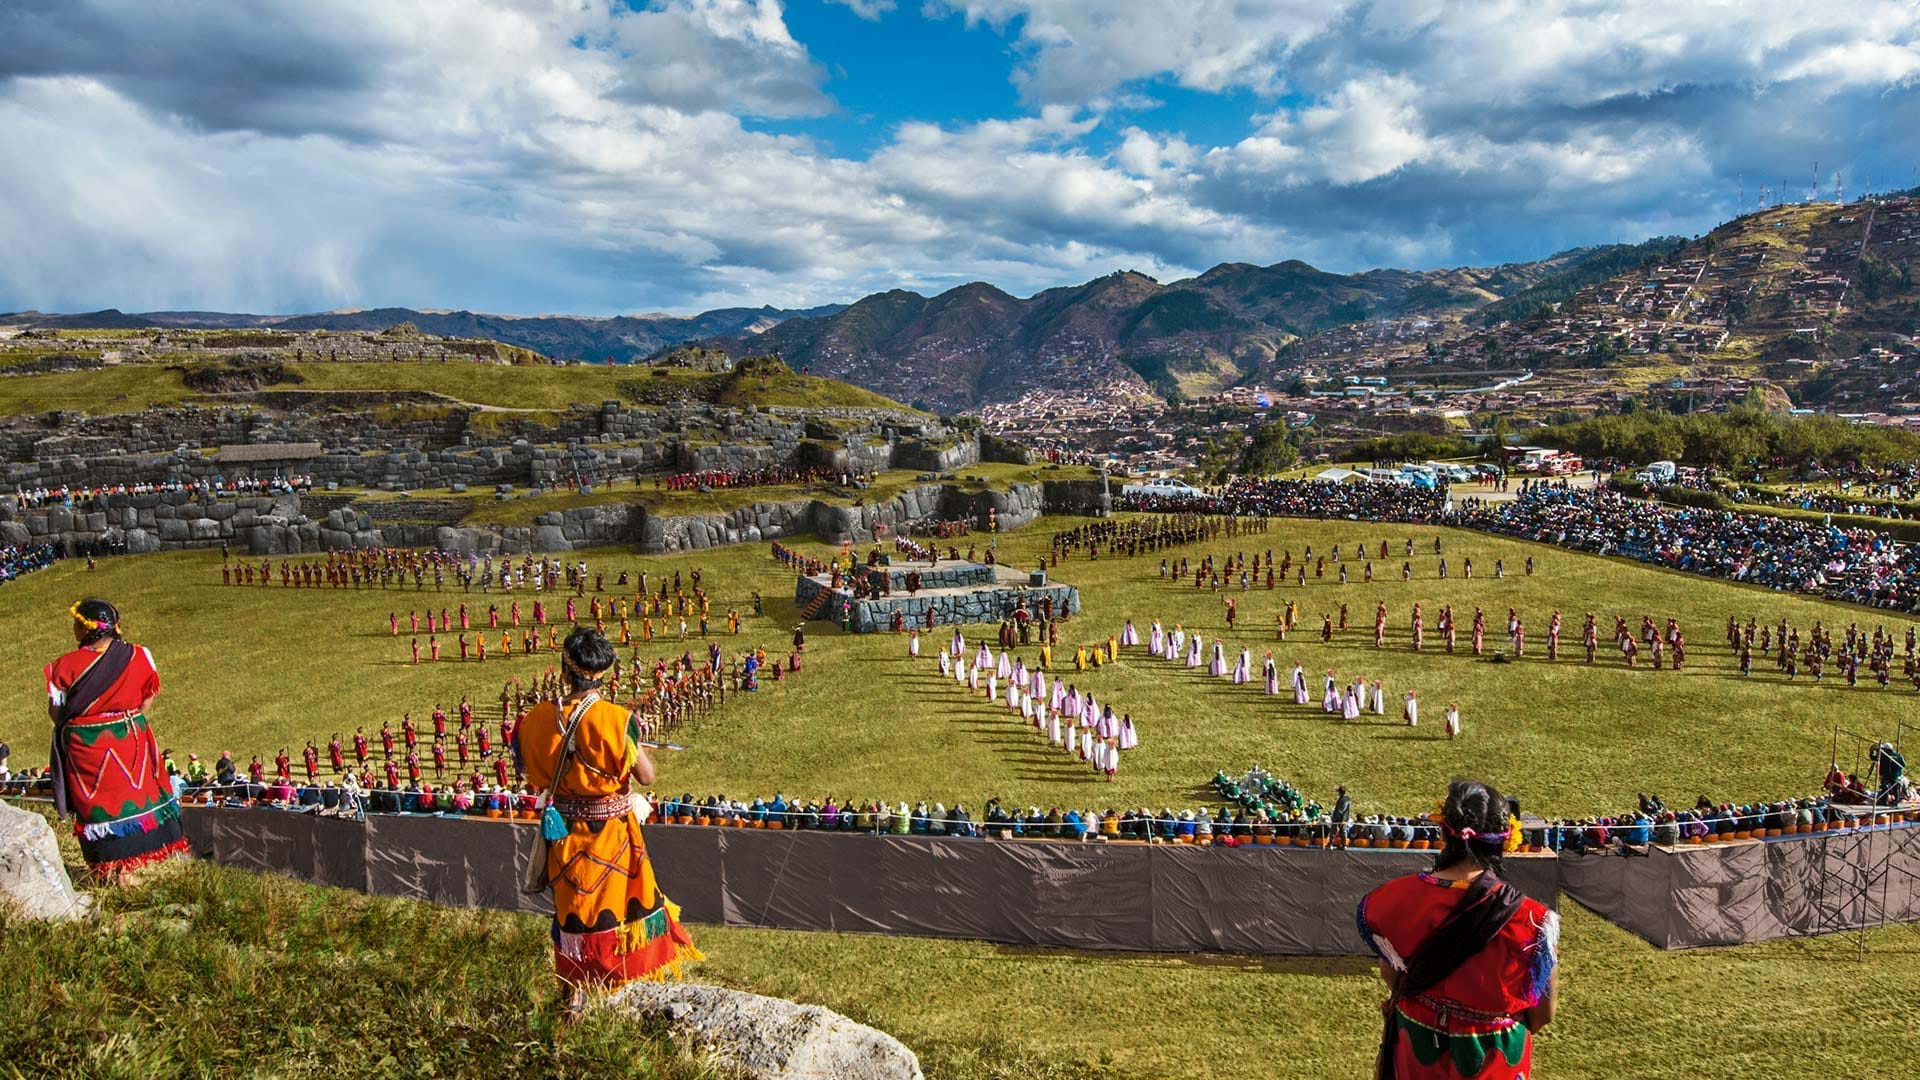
top-left (1122, 617), bottom-right (1463, 738)
top-left (919, 627), bottom-right (1138, 780)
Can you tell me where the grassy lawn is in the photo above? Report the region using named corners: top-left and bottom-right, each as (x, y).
top-left (0, 360), bottom-right (916, 416)
top-left (0, 839), bottom-right (720, 1079)
top-left (1, 513), bottom-right (1909, 816)
top-left (7, 513), bottom-right (1920, 1076)
top-left (6, 820), bottom-right (1917, 1079)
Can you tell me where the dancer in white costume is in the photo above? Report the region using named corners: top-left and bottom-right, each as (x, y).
top-left (1445, 703), bottom-right (1461, 739)
top-left (1292, 663), bottom-right (1309, 705)
top-left (1209, 642), bottom-right (1228, 677)
top-left (1262, 653), bottom-right (1279, 694)
top-left (1322, 671), bottom-right (1340, 712)
top-left (1371, 679), bottom-right (1385, 715)
top-left (1403, 690), bottom-right (1419, 727)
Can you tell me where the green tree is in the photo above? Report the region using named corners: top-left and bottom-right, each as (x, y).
top-left (1236, 420), bottom-right (1300, 477)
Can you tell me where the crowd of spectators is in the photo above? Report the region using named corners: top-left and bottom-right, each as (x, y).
top-left (1119, 476), bottom-right (1452, 523)
top-left (0, 543), bottom-right (56, 586)
top-left (5, 757), bottom-right (1909, 856)
top-left (1121, 475), bottom-right (1920, 613)
top-left (660, 465), bottom-right (860, 493)
top-left (8, 475), bottom-right (311, 510)
top-left (1463, 486), bottom-right (1920, 610)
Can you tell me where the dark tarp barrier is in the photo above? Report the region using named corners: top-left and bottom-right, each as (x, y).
top-left (639, 824), bottom-right (723, 922)
top-left (179, 806), bottom-right (1563, 956)
top-left (1560, 825), bottom-right (1920, 949)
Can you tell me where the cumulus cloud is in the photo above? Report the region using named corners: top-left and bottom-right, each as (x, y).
top-left (0, 0), bottom-right (1916, 314)
top-left (825, 0), bottom-right (898, 18)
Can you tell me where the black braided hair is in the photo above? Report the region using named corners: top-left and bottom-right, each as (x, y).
top-left (72, 598), bottom-right (121, 646)
top-left (1433, 777), bottom-right (1510, 874)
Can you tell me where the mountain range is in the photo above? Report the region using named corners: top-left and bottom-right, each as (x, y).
top-left (20, 211), bottom-right (1902, 412)
top-left (0, 305), bottom-right (845, 364)
top-left (673, 243), bottom-right (1686, 409)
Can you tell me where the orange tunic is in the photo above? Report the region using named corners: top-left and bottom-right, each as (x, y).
top-left (518, 696), bottom-right (701, 985)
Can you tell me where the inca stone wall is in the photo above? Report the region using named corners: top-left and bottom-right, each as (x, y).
top-left (1, 401), bottom-right (980, 494)
top-left (2, 478), bottom-right (1110, 558)
top-left (793, 572), bottom-right (1081, 633)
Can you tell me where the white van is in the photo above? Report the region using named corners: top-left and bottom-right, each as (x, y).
top-left (1121, 478), bottom-right (1205, 498)
top-left (1635, 460), bottom-right (1677, 485)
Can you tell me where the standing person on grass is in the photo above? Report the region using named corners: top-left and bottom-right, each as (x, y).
top-left (516, 626), bottom-right (701, 1016)
top-left (42, 599), bottom-right (189, 878)
top-left (1358, 779), bottom-right (1557, 1079)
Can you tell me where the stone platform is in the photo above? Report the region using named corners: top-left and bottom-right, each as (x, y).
top-left (794, 560), bottom-right (1078, 633)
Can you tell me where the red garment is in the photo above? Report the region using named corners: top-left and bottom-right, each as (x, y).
top-left (44, 645), bottom-right (158, 715)
top-left (1358, 873), bottom-right (1557, 1078)
top-left (44, 643), bottom-right (185, 874)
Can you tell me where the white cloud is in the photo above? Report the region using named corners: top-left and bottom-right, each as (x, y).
top-left (0, 0), bottom-right (1917, 315)
top-left (825, 0), bottom-right (898, 18)
top-left (935, 0), bottom-right (1343, 103)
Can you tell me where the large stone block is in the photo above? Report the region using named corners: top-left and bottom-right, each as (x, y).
top-left (0, 803), bottom-right (92, 923)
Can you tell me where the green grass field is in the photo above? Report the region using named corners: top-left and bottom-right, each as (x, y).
top-left (7, 513), bottom-right (1920, 1076)
top-left (2, 514), bottom-right (1901, 814)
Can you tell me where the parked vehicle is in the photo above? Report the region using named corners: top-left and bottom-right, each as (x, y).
top-left (1635, 460), bottom-right (1678, 485)
top-left (1121, 478), bottom-right (1205, 498)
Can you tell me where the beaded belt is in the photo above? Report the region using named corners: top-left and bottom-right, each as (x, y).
top-left (553, 793), bottom-right (631, 821)
top-left (1409, 992), bottom-right (1517, 1029)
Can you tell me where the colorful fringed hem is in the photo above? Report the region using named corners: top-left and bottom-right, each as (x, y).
top-left (553, 899), bottom-right (703, 986)
top-left (76, 797), bottom-right (187, 875)
top-left (76, 796), bottom-right (181, 841)
top-left (86, 836), bottom-right (190, 880)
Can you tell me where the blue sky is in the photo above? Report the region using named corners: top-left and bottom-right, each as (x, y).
top-left (0, 0), bottom-right (1917, 316)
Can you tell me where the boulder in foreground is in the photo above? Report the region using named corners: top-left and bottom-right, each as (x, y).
top-left (612, 981), bottom-right (922, 1080)
top-left (0, 802), bottom-right (92, 922)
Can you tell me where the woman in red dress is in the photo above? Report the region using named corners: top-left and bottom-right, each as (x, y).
top-left (43, 599), bottom-right (188, 878)
top-left (1358, 779), bottom-right (1557, 1079)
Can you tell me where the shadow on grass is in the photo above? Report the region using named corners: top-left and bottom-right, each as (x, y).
top-left (982, 940), bottom-right (1376, 975)
top-left (1013, 772), bottom-right (1102, 783)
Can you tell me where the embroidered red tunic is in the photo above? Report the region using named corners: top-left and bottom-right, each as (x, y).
top-left (44, 643), bottom-right (188, 876)
top-left (1358, 873), bottom-right (1558, 1078)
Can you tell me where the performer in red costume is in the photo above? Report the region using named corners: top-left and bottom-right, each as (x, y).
top-left (42, 599), bottom-right (188, 878)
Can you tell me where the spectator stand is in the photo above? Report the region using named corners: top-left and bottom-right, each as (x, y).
top-left (1815, 723), bottom-right (1920, 957)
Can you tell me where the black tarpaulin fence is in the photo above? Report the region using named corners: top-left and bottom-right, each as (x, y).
top-left (179, 806), bottom-right (1561, 955)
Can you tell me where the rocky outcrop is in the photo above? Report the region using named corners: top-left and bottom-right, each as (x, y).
top-left (5, 472), bottom-right (1105, 557)
top-left (612, 982), bottom-right (922, 1080)
top-left (795, 570), bottom-right (1079, 633)
top-left (0, 802), bottom-right (92, 922)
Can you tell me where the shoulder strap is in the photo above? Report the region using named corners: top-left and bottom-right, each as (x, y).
top-left (538, 692), bottom-right (599, 807)
top-left (1399, 872), bottom-right (1525, 998)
